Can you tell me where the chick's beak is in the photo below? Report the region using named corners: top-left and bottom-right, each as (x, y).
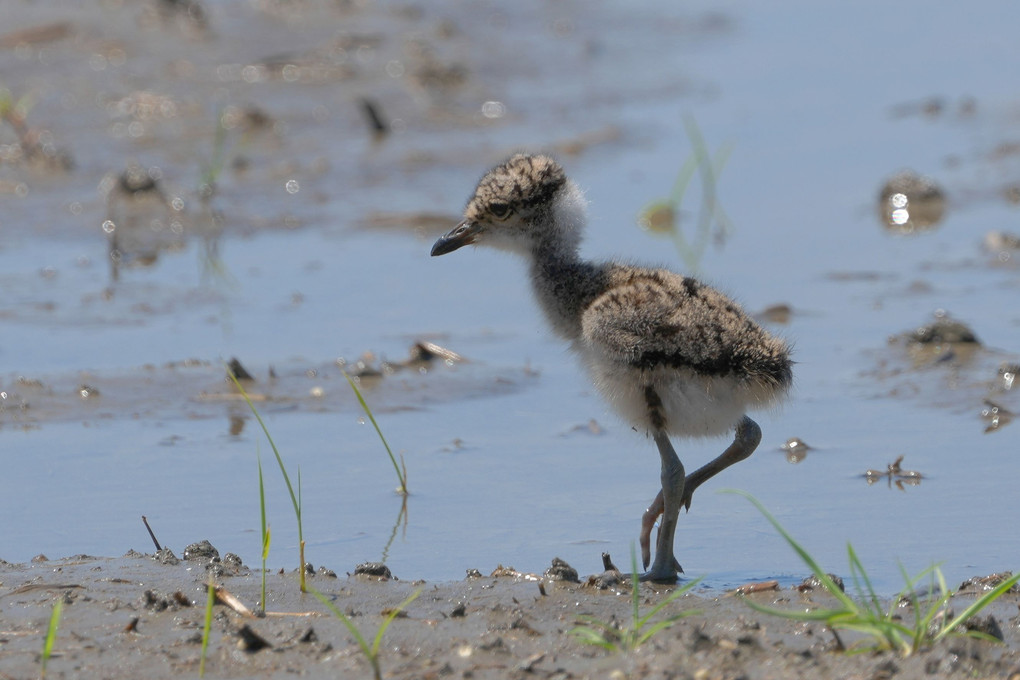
top-left (431, 220), bottom-right (481, 256)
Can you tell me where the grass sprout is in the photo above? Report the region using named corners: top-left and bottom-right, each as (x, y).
top-left (39, 596), bottom-right (62, 679)
top-left (344, 372), bottom-right (408, 495)
top-left (199, 576), bottom-right (216, 677)
top-left (571, 547), bottom-right (701, 652)
top-left (257, 451), bottom-right (271, 612)
top-left (727, 489), bottom-right (1020, 656)
top-left (228, 369), bottom-right (307, 592)
top-left (310, 586), bottom-right (421, 680)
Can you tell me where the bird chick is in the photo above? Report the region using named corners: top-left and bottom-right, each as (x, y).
top-left (432, 153), bottom-right (792, 582)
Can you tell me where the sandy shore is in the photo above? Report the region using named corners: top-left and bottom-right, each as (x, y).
top-left (2, 549), bottom-right (1018, 679)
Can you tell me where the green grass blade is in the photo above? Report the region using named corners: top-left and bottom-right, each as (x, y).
top-left (569, 546), bottom-right (702, 653)
top-left (309, 587), bottom-right (372, 656)
top-left (228, 369), bottom-right (305, 590)
top-left (727, 490), bottom-right (1019, 657)
top-left (297, 467), bottom-right (305, 592)
top-left (258, 453), bottom-right (268, 558)
top-left (370, 589), bottom-right (422, 655)
top-left (723, 490), bottom-right (858, 612)
top-left (740, 596), bottom-right (849, 623)
top-left (569, 624), bottom-right (619, 652)
top-left (919, 567), bottom-right (952, 650)
top-left (637, 576), bottom-right (703, 627)
top-left (934, 571), bottom-right (1020, 644)
top-left (634, 610), bottom-right (700, 647)
top-left (40, 597), bottom-right (62, 678)
top-left (311, 586), bottom-right (420, 680)
top-left (833, 620), bottom-right (910, 654)
top-left (897, 562), bottom-right (927, 650)
top-left (846, 543), bottom-right (883, 617)
top-left (344, 372), bottom-right (408, 495)
top-left (667, 151), bottom-right (699, 204)
top-left (257, 452), bottom-right (269, 610)
top-left (572, 615), bottom-right (615, 632)
top-left (199, 579), bottom-right (215, 677)
top-left (898, 563), bottom-right (947, 652)
top-left (228, 371), bottom-right (301, 523)
top-left (628, 547), bottom-right (641, 632)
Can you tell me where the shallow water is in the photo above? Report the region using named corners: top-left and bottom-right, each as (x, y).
top-left (2, 0), bottom-right (1019, 593)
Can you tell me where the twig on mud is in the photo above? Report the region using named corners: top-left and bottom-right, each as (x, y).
top-left (141, 515), bottom-right (162, 551)
top-left (214, 585), bottom-right (316, 618)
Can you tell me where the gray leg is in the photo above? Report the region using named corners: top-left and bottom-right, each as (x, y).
top-left (682, 416), bottom-right (761, 509)
top-left (639, 415), bottom-right (762, 573)
top-left (641, 430), bottom-right (685, 583)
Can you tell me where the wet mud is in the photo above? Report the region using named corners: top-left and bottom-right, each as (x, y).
top-left (3, 550), bottom-right (1020, 679)
top-left (0, 343), bottom-right (528, 430)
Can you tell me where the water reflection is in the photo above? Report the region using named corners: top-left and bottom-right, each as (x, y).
top-left (981, 400), bottom-right (1014, 433)
top-left (637, 116), bottom-right (733, 272)
top-left (380, 497), bottom-right (409, 565)
top-left (864, 455), bottom-right (923, 490)
top-left (997, 363), bottom-right (1018, 392)
top-left (103, 164), bottom-right (184, 283)
top-left (877, 171), bottom-right (945, 233)
top-left (0, 85), bottom-right (74, 172)
top-left (779, 436), bottom-right (812, 463)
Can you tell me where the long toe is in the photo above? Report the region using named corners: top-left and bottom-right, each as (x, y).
top-left (639, 491), bottom-right (664, 569)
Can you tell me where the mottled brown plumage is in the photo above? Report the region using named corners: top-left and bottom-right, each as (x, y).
top-left (431, 153), bottom-right (792, 581)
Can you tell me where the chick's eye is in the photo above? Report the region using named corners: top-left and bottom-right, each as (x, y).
top-left (489, 202), bottom-right (512, 220)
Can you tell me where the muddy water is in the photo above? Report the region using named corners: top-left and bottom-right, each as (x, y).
top-left (2, 0), bottom-right (1019, 594)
